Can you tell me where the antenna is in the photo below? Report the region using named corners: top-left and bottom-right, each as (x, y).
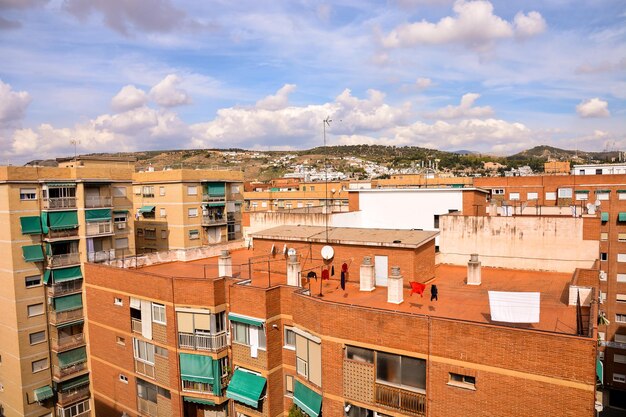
top-left (70, 139), bottom-right (80, 162)
top-left (323, 116), bottom-right (332, 242)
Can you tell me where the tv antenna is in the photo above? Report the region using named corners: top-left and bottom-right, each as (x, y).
top-left (323, 116), bottom-right (332, 242)
top-left (70, 139), bottom-right (80, 162)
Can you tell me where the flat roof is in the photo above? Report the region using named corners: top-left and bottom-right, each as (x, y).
top-left (348, 187), bottom-right (490, 194)
top-left (250, 225), bottom-right (438, 249)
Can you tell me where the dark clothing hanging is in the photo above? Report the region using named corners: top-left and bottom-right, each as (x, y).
top-left (321, 269), bottom-right (330, 280)
top-left (340, 271), bottom-right (346, 290)
top-left (430, 284), bottom-right (438, 301)
top-left (331, 265), bottom-right (335, 276)
top-left (342, 262), bottom-right (349, 273)
top-left (307, 271), bottom-right (317, 280)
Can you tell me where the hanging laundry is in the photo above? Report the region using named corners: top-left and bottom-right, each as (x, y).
top-left (331, 265), bottom-right (335, 276)
top-left (409, 282), bottom-right (426, 297)
top-left (340, 271), bottom-right (346, 290)
top-left (321, 268), bottom-right (330, 280)
top-left (342, 262), bottom-right (349, 273)
top-left (430, 284), bottom-right (438, 301)
top-left (307, 271), bottom-right (317, 281)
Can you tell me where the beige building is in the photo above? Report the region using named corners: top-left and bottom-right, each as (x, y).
top-left (0, 162), bottom-right (135, 417)
top-left (132, 169), bottom-right (244, 253)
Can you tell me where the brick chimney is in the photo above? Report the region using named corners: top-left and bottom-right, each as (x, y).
top-left (360, 256), bottom-right (375, 291)
top-left (218, 250), bottom-right (232, 277)
top-left (287, 254), bottom-right (302, 287)
top-left (387, 266), bottom-right (404, 304)
top-left (467, 253), bottom-right (481, 285)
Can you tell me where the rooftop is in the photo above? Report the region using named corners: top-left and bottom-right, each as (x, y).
top-left (250, 225), bottom-right (438, 249)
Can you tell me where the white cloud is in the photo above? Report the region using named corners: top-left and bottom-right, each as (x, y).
top-left (381, 0), bottom-right (545, 51)
top-left (426, 93), bottom-right (493, 119)
top-left (576, 98), bottom-right (610, 118)
top-left (111, 85), bottom-right (147, 111)
top-left (416, 77), bottom-right (432, 90)
top-left (149, 74), bottom-right (191, 107)
top-left (256, 84), bottom-right (296, 110)
top-left (0, 79), bottom-right (32, 125)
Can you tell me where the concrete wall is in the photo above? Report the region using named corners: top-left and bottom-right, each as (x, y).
top-left (438, 215), bottom-right (599, 272)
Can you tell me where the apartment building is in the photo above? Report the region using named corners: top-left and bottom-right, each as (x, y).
top-left (243, 181), bottom-right (349, 213)
top-left (475, 173), bottom-right (626, 409)
top-left (132, 169), bottom-right (244, 253)
top-left (85, 224), bottom-right (598, 417)
top-left (0, 163), bottom-right (135, 417)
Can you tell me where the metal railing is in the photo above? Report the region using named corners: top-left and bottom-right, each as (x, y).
top-left (43, 197), bottom-right (76, 210)
top-left (85, 221), bottom-right (113, 236)
top-left (46, 228), bottom-right (79, 240)
top-left (84, 196), bottom-right (112, 208)
top-left (87, 249), bottom-right (115, 263)
top-left (202, 215), bottom-right (227, 226)
top-left (52, 362), bottom-right (87, 379)
top-left (57, 385), bottom-right (90, 406)
top-left (135, 359), bottom-right (155, 379)
top-left (375, 383), bottom-right (426, 416)
top-left (600, 340), bottom-right (626, 350)
top-left (47, 279), bottom-right (82, 297)
top-left (51, 333), bottom-right (84, 352)
top-left (178, 331), bottom-right (228, 352)
top-left (48, 252), bottom-right (81, 267)
top-left (137, 397), bottom-right (158, 417)
top-left (131, 318), bottom-right (142, 333)
top-left (48, 308), bottom-right (83, 325)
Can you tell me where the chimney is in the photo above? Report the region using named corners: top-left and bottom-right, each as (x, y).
top-left (218, 250), bottom-right (233, 277)
top-left (467, 253), bottom-right (481, 285)
top-left (287, 254), bottom-right (302, 287)
top-left (360, 256), bottom-right (375, 291)
top-left (387, 266), bottom-right (404, 304)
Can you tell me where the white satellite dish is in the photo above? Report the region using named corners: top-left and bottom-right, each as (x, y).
top-left (287, 248), bottom-right (297, 256)
top-left (587, 203), bottom-right (596, 215)
top-left (595, 199), bottom-right (601, 207)
top-left (321, 245), bottom-right (334, 260)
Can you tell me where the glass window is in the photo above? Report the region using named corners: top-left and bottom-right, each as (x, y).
top-left (557, 188), bottom-right (573, 198)
top-left (25, 275), bottom-right (41, 287)
top-left (28, 303), bottom-right (44, 317)
top-left (576, 193), bottom-right (588, 201)
top-left (188, 207), bottom-right (198, 217)
top-left (133, 339), bottom-right (155, 364)
top-left (376, 352), bottom-right (401, 385)
top-left (509, 192), bottom-right (520, 200)
top-left (187, 186), bottom-right (198, 196)
top-left (189, 229), bottom-right (199, 240)
top-left (20, 188), bottom-right (37, 200)
top-left (401, 356), bottom-right (426, 390)
top-left (114, 213), bottom-right (127, 223)
top-left (137, 378), bottom-right (157, 403)
top-left (145, 229), bottom-right (156, 240)
top-left (160, 208), bottom-right (166, 218)
top-left (286, 375), bottom-right (294, 396)
top-left (161, 230), bottom-right (167, 239)
top-left (527, 192), bottom-right (538, 200)
top-left (346, 346), bottom-right (374, 363)
top-left (152, 303), bottom-right (166, 324)
top-left (32, 358), bottom-right (48, 373)
top-left (115, 238), bottom-right (129, 249)
top-left (142, 186), bottom-right (154, 197)
top-left (449, 373), bottom-right (476, 387)
top-left (597, 192), bottom-right (610, 201)
top-left (284, 326), bottom-right (296, 349)
top-left (159, 186), bottom-right (166, 196)
top-left (376, 352), bottom-right (426, 391)
top-left (113, 187), bottom-right (126, 197)
top-left (29, 331), bottom-right (46, 345)
top-left (545, 192), bottom-right (556, 200)
top-left (233, 322), bottom-right (249, 344)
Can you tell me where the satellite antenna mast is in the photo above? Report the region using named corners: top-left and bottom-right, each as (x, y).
top-left (323, 116), bottom-right (332, 242)
top-left (70, 139), bottom-right (80, 162)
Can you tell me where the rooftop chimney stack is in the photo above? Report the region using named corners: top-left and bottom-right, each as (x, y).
top-left (467, 253), bottom-right (481, 285)
top-left (218, 250), bottom-right (232, 277)
top-left (387, 266), bottom-right (404, 304)
top-left (287, 254), bottom-right (302, 287)
top-left (360, 256), bottom-right (375, 292)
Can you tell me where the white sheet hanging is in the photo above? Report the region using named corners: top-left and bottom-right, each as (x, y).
top-left (249, 326), bottom-right (259, 358)
top-left (488, 291), bottom-right (540, 323)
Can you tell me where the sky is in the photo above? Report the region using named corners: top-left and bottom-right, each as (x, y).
top-left (0, 0), bottom-right (625, 164)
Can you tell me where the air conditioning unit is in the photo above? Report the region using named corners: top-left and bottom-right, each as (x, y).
top-left (117, 223), bottom-right (126, 230)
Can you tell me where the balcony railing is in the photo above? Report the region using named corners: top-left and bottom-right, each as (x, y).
top-left (85, 221), bottom-right (113, 236)
top-left (51, 333), bottom-right (84, 352)
top-left (43, 197), bottom-right (76, 210)
top-left (57, 385), bottom-right (90, 406)
top-left (87, 249), bottom-right (115, 263)
top-left (137, 398), bottom-right (158, 417)
top-left (135, 360), bottom-right (155, 379)
top-left (375, 383), bottom-right (426, 416)
top-left (48, 308), bottom-right (83, 325)
top-left (202, 215), bottom-right (227, 226)
top-left (45, 228), bottom-right (79, 240)
top-left (131, 318), bottom-right (142, 334)
top-left (48, 252), bottom-right (81, 268)
top-left (178, 332), bottom-right (228, 352)
top-left (84, 196), bottom-right (112, 208)
top-left (600, 340), bottom-right (626, 350)
top-left (202, 194), bottom-right (226, 202)
top-left (52, 362), bottom-right (87, 379)
top-left (47, 279), bottom-right (82, 297)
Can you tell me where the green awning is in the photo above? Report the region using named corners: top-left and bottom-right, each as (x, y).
top-left (41, 212), bottom-right (49, 234)
top-left (597, 358), bottom-right (603, 383)
top-left (53, 293), bottom-right (82, 312)
top-left (206, 183), bottom-right (225, 197)
top-left (46, 182), bottom-right (76, 187)
top-left (293, 381), bottom-right (322, 417)
top-left (619, 213), bottom-right (626, 222)
top-left (270, 187), bottom-right (280, 192)
top-left (60, 374), bottom-right (90, 391)
top-left (228, 313), bottom-right (264, 327)
top-left (601, 212), bottom-right (609, 222)
top-left (226, 369), bottom-right (266, 408)
top-left (53, 266), bottom-right (82, 283)
top-left (113, 210), bottom-right (129, 214)
top-left (22, 245), bottom-right (45, 262)
top-left (575, 190), bottom-right (589, 194)
top-left (180, 353), bottom-right (214, 384)
top-left (58, 346), bottom-right (86, 368)
top-left (20, 216), bottom-right (42, 234)
top-left (138, 205), bottom-right (155, 213)
top-left (55, 319), bottom-right (84, 329)
top-left (207, 202), bottom-right (225, 207)
top-left (184, 397), bottom-right (215, 406)
top-left (43, 270), bottom-right (51, 284)
top-left (595, 190), bottom-right (610, 193)
top-left (85, 208), bottom-right (111, 222)
top-left (618, 190), bottom-right (626, 193)
top-left (47, 211), bottom-right (78, 230)
top-left (451, 184), bottom-right (465, 188)
top-left (33, 385), bottom-right (54, 401)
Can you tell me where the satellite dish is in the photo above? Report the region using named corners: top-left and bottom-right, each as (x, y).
top-left (587, 203), bottom-right (596, 215)
top-left (595, 199), bottom-right (601, 207)
top-left (287, 248), bottom-right (297, 256)
top-left (321, 245), bottom-right (334, 260)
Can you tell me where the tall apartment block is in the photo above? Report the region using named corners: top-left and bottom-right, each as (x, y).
top-left (132, 169), bottom-right (244, 253)
top-left (0, 162), bottom-right (136, 417)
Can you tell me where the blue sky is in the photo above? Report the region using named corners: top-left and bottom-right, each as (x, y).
top-left (0, 0), bottom-right (624, 163)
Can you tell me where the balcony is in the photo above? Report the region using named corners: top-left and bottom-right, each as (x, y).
top-left (227, 212), bottom-right (242, 222)
top-left (375, 383), bottom-right (426, 416)
top-left (131, 318), bottom-right (142, 334)
top-left (51, 333), bottom-right (85, 352)
top-left (202, 194), bottom-right (226, 203)
top-left (182, 375), bottom-right (229, 394)
top-left (48, 252), bottom-right (81, 268)
top-left (202, 215), bottom-right (227, 226)
top-left (135, 359), bottom-right (155, 379)
top-left (47, 279), bottom-right (82, 297)
top-left (85, 221), bottom-right (113, 237)
top-left (84, 196), bottom-right (112, 208)
top-left (178, 332), bottom-right (228, 352)
top-left (57, 385), bottom-right (90, 407)
top-left (43, 197), bottom-right (76, 210)
top-left (137, 397), bottom-right (158, 417)
top-left (49, 308), bottom-right (83, 325)
top-left (87, 249), bottom-right (115, 263)
top-left (52, 362), bottom-right (87, 379)
top-left (45, 228), bottom-right (79, 240)
top-left (600, 340), bottom-right (626, 350)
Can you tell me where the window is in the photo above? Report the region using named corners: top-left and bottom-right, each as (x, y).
top-left (618, 274), bottom-right (626, 283)
top-left (29, 331), bottom-right (46, 345)
top-left (159, 186), bottom-right (166, 196)
top-left (137, 228), bottom-right (144, 236)
top-left (376, 352), bottom-right (426, 392)
top-left (157, 386), bottom-right (171, 399)
top-left (134, 186), bottom-right (142, 195)
top-left (620, 193), bottom-right (626, 201)
top-left (114, 213), bottom-right (127, 223)
top-left (615, 354), bottom-right (626, 364)
top-left (152, 303), bottom-right (166, 325)
top-left (155, 346), bottom-right (168, 358)
top-left (310, 186), bottom-right (315, 191)
top-left (509, 192), bottom-right (520, 200)
top-left (32, 358), bottom-right (48, 373)
top-left (600, 233), bottom-right (608, 241)
top-left (616, 334), bottom-right (626, 343)
top-left (613, 373), bottom-right (626, 383)
top-left (113, 187), bottom-right (127, 197)
top-left (284, 326), bottom-right (295, 349)
top-left (137, 378), bottom-right (157, 404)
top-left (527, 192), bottom-right (538, 200)
top-left (596, 169), bottom-right (603, 175)
top-left (189, 229), bottom-right (199, 240)
top-left (20, 188), bottom-right (37, 200)
top-left (616, 314), bottom-right (626, 323)
top-left (161, 230), bottom-right (167, 239)
top-left (433, 215), bottom-right (440, 229)
top-left (599, 332), bottom-right (606, 341)
top-left (346, 346), bottom-right (374, 364)
top-left (618, 254), bottom-right (626, 263)
top-left (619, 295), bottom-right (626, 303)
top-left (114, 297), bottom-right (123, 306)
top-left (579, 169), bottom-right (585, 175)
top-left (597, 192), bottom-right (610, 201)
top-left (576, 192), bottom-right (589, 201)
top-left (117, 336), bottom-right (125, 346)
top-left (491, 189), bottom-right (504, 195)
top-left (25, 275), bottom-right (41, 288)
top-left (448, 373), bottom-right (476, 389)
top-left (133, 339), bottom-right (155, 364)
top-left (545, 192), bottom-right (556, 200)
top-left (142, 186), bottom-right (154, 197)
top-left (558, 188), bottom-right (573, 198)
top-left (160, 208), bottom-right (166, 218)
top-left (285, 375), bottom-right (294, 396)
top-left (599, 351), bottom-right (605, 361)
top-left (295, 331), bottom-right (322, 386)
top-left (115, 238), bottom-right (129, 249)
top-left (601, 253), bottom-right (608, 261)
top-left (619, 234), bottom-right (626, 242)
top-left (145, 229), bottom-right (156, 240)
top-left (187, 186), bottom-right (198, 196)
top-left (188, 207), bottom-right (198, 217)
top-left (58, 399), bottom-right (90, 417)
top-left (119, 374), bottom-right (128, 383)
top-left (28, 303), bottom-right (44, 317)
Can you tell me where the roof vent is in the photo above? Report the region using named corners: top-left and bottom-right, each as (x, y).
top-left (393, 240), bottom-right (402, 243)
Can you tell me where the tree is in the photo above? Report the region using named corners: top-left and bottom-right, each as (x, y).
top-left (288, 405), bottom-right (307, 417)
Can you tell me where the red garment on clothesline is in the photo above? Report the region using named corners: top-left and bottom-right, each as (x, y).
top-left (409, 282), bottom-right (426, 297)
